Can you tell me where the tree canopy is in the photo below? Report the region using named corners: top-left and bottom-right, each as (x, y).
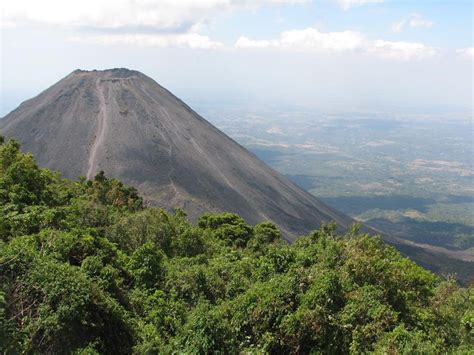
top-left (0, 137), bottom-right (472, 354)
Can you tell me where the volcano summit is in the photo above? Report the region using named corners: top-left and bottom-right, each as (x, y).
top-left (0, 68), bottom-right (354, 239)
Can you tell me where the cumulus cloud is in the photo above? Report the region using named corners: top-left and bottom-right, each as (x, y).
top-left (70, 33), bottom-right (223, 50)
top-left (3, 0), bottom-right (207, 31)
top-left (236, 29), bottom-right (365, 51)
top-left (2, 0), bottom-right (307, 49)
top-left (236, 28), bottom-right (365, 52)
top-left (392, 13), bottom-right (434, 33)
top-left (337, 0), bottom-right (384, 10)
top-left (369, 40), bottom-right (436, 60)
top-left (2, 0), bottom-right (307, 31)
top-left (235, 36), bottom-right (272, 49)
top-left (456, 47), bottom-right (474, 59)
top-left (234, 27), bottom-right (437, 60)
top-left (279, 28), bottom-right (366, 51)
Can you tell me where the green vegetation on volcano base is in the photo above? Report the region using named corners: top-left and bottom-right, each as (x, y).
top-left (1, 137), bottom-right (473, 354)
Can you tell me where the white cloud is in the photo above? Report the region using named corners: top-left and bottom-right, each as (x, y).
top-left (236, 28), bottom-right (366, 52)
top-left (456, 47), bottom-right (474, 59)
top-left (337, 0), bottom-right (384, 10)
top-left (234, 27), bottom-right (437, 60)
top-left (279, 28), bottom-right (366, 51)
top-left (235, 36), bottom-right (272, 49)
top-left (409, 16), bottom-right (434, 29)
top-left (369, 40), bottom-right (436, 60)
top-left (1, 0), bottom-right (308, 31)
top-left (1, 0), bottom-right (307, 49)
top-left (392, 13), bottom-right (434, 33)
top-left (391, 21), bottom-right (405, 34)
top-left (70, 33), bottom-right (223, 50)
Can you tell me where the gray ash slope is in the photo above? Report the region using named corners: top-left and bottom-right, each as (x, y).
top-left (0, 68), bottom-right (354, 239)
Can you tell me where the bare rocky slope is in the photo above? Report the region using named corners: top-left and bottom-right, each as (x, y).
top-left (0, 68), bottom-right (354, 239)
top-left (2, 68), bottom-right (473, 282)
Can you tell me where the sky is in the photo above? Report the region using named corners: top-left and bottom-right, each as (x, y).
top-left (0, 0), bottom-right (473, 115)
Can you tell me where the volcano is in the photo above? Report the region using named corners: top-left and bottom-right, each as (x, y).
top-left (0, 68), bottom-right (354, 239)
top-left (2, 68), bottom-right (473, 282)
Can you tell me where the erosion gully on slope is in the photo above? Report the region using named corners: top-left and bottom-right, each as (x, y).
top-left (87, 78), bottom-right (108, 180)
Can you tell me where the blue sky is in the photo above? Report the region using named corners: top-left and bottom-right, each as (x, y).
top-left (1, 0), bottom-right (472, 115)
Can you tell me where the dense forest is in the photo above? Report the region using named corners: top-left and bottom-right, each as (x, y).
top-left (0, 136), bottom-right (473, 354)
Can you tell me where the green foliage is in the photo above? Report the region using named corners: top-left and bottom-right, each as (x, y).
top-left (127, 242), bottom-right (166, 289)
top-left (172, 301), bottom-right (234, 353)
top-left (199, 212), bottom-right (253, 247)
top-left (0, 137), bottom-right (472, 353)
top-left (248, 221), bottom-right (281, 252)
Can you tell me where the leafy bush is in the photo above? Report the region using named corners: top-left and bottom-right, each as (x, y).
top-left (0, 137), bottom-right (472, 353)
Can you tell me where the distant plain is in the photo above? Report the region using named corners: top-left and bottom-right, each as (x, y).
top-left (196, 104), bottom-right (474, 256)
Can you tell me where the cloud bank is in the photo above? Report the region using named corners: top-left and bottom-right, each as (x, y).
top-left (235, 27), bottom-right (436, 60)
top-left (2, 0), bottom-right (307, 31)
top-left (0, 0), bottom-right (451, 61)
top-left (2, 0), bottom-right (306, 49)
